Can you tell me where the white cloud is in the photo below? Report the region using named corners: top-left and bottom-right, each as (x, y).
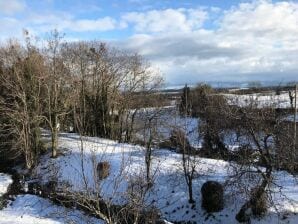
top-left (118, 0), bottom-right (298, 84)
top-left (71, 17), bottom-right (117, 32)
top-left (1, 0), bottom-right (298, 84)
top-left (0, 0), bottom-right (25, 15)
top-left (121, 8), bottom-right (208, 33)
top-left (20, 12), bottom-right (117, 33)
top-left (0, 12), bottom-right (117, 42)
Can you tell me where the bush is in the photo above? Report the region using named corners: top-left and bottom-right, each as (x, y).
top-left (0, 196), bottom-right (6, 210)
top-left (158, 140), bottom-right (174, 149)
top-left (201, 181), bottom-right (224, 212)
top-left (236, 186), bottom-right (268, 222)
top-left (170, 129), bottom-right (192, 153)
top-left (97, 161), bottom-right (110, 180)
top-left (251, 187), bottom-right (267, 217)
top-left (139, 207), bottom-right (161, 224)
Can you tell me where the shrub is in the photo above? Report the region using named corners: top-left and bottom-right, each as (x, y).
top-left (97, 161), bottom-right (110, 180)
top-left (236, 186), bottom-right (268, 222)
top-left (158, 140), bottom-right (174, 149)
top-left (201, 181), bottom-right (224, 212)
top-left (0, 196), bottom-right (6, 210)
top-left (170, 129), bottom-right (192, 153)
top-left (251, 187), bottom-right (267, 217)
top-left (139, 207), bottom-right (161, 224)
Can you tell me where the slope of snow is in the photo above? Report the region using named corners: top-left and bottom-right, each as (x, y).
top-left (32, 132), bottom-right (298, 223)
top-left (0, 173), bottom-right (13, 196)
top-left (0, 194), bottom-right (104, 224)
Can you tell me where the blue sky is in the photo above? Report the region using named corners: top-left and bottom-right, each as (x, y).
top-left (1, 0), bottom-right (298, 85)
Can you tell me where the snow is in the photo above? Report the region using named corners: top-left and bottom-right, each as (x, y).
top-left (135, 106), bottom-right (201, 148)
top-left (0, 194), bottom-right (104, 224)
top-left (223, 91), bottom-right (292, 108)
top-left (31, 132), bottom-right (298, 223)
top-left (0, 173), bottom-right (13, 196)
top-left (1, 167), bottom-right (104, 223)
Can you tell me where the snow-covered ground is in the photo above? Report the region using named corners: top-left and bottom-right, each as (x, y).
top-left (0, 194), bottom-right (104, 224)
top-left (31, 132), bottom-right (298, 223)
top-left (0, 173), bottom-right (12, 196)
top-left (223, 91), bottom-right (291, 108)
top-left (1, 168), bottom-right (104, 223)
top-left (135, 106), bottom-right (201, 148)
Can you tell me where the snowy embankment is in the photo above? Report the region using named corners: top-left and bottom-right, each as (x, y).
top-left (32, 132), bottom-right (298, 223)
top-left (0, 194), bottom-right (104, 224)
top-left (0, 173), bottom-right (12, 196)
top-left (1, 170), bottom-right (104, 223)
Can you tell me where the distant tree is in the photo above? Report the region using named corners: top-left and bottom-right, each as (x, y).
top-left (289, 90), bottom-right (294, 109)
top-left (179, 84), bottom-right (191, 117)
top-left (192, 84), bottom-right (229, 157)
top-left (248, 81), bottom-right (262, 89)
top-left (191, 83), bottom-right (213, 117)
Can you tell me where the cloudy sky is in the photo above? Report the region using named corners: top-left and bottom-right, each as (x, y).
top-left (1, 0), bottom-right (298, 85)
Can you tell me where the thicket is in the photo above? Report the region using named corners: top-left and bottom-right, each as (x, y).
top-left (0, 31), bottom-right (162, 169)
top-left (179, 83), bottom-right (297, 221)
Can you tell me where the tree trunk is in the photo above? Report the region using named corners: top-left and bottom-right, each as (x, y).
top-left (188, 178), bottom-right (194, 203)
top-left (51, 115), bottom-right (58, 158)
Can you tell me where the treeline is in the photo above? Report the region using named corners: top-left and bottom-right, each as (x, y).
top-left (0, 31), bottom-right (162, 169)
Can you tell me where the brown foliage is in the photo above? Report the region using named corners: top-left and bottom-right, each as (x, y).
top-left (97, 161), bottom-right (110, 180)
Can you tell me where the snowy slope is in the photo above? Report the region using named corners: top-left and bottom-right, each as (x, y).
top-left (32, 132), bottom-right (298, 223)
top-left (0, 194), bottom-right (104, 224)
top-left (1, 167), bottom-right (104, 223)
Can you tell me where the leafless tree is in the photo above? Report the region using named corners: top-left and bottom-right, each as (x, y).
top-left (44, 30), bottom-right (72, 158)
top-left (222, 93), bottom-right (297, 222)
top-left (0, 37), bottom-right (45, 169)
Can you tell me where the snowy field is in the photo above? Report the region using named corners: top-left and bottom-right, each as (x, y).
top-left (135, 106), bottom-right (201, 148)
top-left (30, 132), bottom-right (298, 223)
top-left (223, 91), bottom-right (292, 108)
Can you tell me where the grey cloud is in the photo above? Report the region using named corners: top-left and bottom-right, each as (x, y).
top-left (118, 34), bottom-right (243, 61)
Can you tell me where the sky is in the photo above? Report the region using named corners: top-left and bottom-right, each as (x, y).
top-left (1, 0), bottom-right (298, 85)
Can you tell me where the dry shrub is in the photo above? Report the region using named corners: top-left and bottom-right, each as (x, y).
top-left (251, 187), bottom-right (268, 217)
top-left (158, 140), bottom-right (174, 149)
top-left (170, 129), bottom-right (192, 153)
top-left (97, 161), bottom-right (110, 180)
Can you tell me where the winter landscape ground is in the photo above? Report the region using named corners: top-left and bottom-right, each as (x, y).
top-left (1, 104), bottom-right (298, 223)
top-left (1, 1), bottom-right (298, 223)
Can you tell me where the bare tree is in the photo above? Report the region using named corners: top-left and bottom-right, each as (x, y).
top-left (220, 93), bottom-right (297, 222)
top-left (0, 37), bottom-right (45, 169)
top-left (44, 30), bottom-right (72, 158)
